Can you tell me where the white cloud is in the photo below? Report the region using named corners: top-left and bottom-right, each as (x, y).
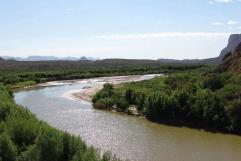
top-left (209, 0), bottom-right (241, 3)
top-left (211, 22), bottom-right (225, 26)
top-left (211, 21), bottom-right (240, 28)
top-left (95, 32), bottom-right (231, 40)
top-left (215, 0), bottom-right (233, 2)
top-left (227, 21), bottom-right (239, 25)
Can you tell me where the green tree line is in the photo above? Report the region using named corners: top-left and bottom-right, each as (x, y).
top-left (93, 68), bottom-right (241, 134)
top-left (0, 59), bottom-right (205, 89)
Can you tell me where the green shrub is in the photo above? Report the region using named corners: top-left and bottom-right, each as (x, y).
top-left (226, 99), bottom-right (241, 132)
top-left (116, 97), bottom-right (129, 112)
top-left (0, 133), bottom-right (17, 161)
top-left (93, 98), bottom-right (115, 110)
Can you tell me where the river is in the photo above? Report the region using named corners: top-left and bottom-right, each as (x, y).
top-left (14, 75), bottom-right (241, 161)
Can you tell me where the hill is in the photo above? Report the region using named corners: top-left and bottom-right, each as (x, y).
top-left (218, 42), bottom-right (241, 75)
top-left (0, 59), bottom-right (202, 71)
top-left (158, 57), bottom-right (219, 65)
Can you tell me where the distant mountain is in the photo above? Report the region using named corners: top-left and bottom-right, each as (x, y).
top-left (2, 34), bottom-right (241, 64)
top-left (0, 56), bottom-right (98, 61)
top-left (79, 56), bottom-right (98, 61)
top-left (1, 56), bottom-right (16, 61)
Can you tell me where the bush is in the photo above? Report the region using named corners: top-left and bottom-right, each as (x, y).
top-left (203, 74), bottom-right (226, 91)
top-left (116, 97), bottom-right (129, 112)
top-left (0, 103), bottom-right (11, 121)
top-left (7, 117), bottom-right (40, 148)
top-left (226, 99), bottom-right (241, 132)
top-left (92, 84), bottom-right (114, 103)
top-left (36, 129), bottom-right (63, 161)
top-left (3, 76), bottom-right (19, 85)
top-left (0, 133), bottom-right (17, 161)
top-left (18, 145), bottom-right (39, 161)
top-left (93, 98), bottom-right (115, 110)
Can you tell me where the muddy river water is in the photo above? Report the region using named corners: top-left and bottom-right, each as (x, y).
top-left (14, 75), bottom-right (241, 161)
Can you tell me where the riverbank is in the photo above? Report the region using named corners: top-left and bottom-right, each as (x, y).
top-left (63, 74), bottom-right (163, 103)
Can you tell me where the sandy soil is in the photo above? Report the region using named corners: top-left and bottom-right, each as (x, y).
top-left (67, 74), bottom-right (162, 103)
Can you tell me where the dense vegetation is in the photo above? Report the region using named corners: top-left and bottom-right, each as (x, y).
top-left (0, 85), bottom-right (122, 161)
top-left (93, 67), bottom-right (241, 134)
top-left (0, 59), bottom-right (204, 89)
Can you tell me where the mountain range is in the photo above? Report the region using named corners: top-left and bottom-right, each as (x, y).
top-left (0, 56), bottom-right (98, 61)
top-left (1, 34), bottom-right (241, 64)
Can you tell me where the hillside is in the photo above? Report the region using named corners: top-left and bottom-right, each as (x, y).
top-left (158, 57), bottom-right (219, 65)
top-left (218, 42), bottom-right (241, 75)
top-left (0, 59), bottom-right (203, 71)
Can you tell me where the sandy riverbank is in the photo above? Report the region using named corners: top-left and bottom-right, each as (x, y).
top-left (64, 74), bottom-right (162, 103)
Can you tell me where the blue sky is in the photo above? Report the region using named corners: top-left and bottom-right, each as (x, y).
top-left (0, 0), bottom-right (241, 59)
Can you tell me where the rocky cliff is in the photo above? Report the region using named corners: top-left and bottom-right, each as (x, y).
top-left (219, 34), bottom-right (241, 60)
top-left (218, 42), bottom-right (241, 75)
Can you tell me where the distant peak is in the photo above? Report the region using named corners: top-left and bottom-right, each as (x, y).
top-left (0, 56), bottom-right (98, 61)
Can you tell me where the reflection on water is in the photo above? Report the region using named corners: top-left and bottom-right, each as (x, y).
top-left (14, 76), bottom-right (241, 161)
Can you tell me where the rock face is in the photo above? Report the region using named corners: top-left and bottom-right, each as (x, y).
top-left (219, 42), bottom-right (241, 75)
top-left (219, 34), bottom-right (241, 60)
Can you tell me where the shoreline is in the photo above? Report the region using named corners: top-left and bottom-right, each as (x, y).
top-left (63, 74), bottom-right (163, 103)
